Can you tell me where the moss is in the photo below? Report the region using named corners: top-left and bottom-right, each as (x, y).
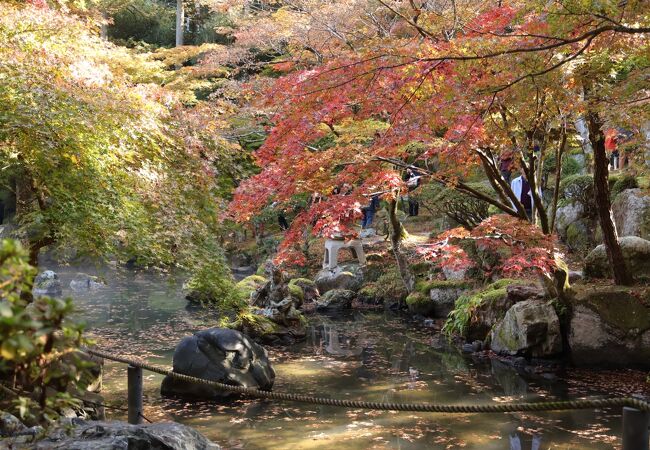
top-left (289, 277), bottom-right (315, 287)
top-left (571, 284), bottom-right (650, 332)
top-left (374, 267), bottom-right (409, 302)
top-left (486, 278), bottom-right (520, 290)
top-left (235, 310), bottom-right (282, 334)
top-left (611, 174), bottom-right (639, 198)
top-left (566, 221), bottom-right (594, 254)
top-left (363, 263), bottom-right (386, 283)
top-left (415, 279), bottom-right (472, 294)
top-left (405, 291), bottom-right (435, 315)
top-left (441, 278), bottom-right (519, 336)
top-left (287, 283), bottom-right (304, 301)
top-left (410, 261), bottom-right (434, 276)
top-left (235, 275), bottom-right (268, 298)
top-left (480, 287), bottom-right (508, 304)
top-left (406, 291), bottom-right (429, 306)
top-left (366, 253), bottom-right (384, 262)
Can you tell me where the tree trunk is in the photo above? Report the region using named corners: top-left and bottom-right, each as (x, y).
top-left (388, 199), bottom-right (415, 293)
top-left (586, 112), bottom-right (633, 286)
top-left (175, 0), bottom-right (185, 47)
top-left (550, 126), bottom-right (567, 232)
top-left (100, 12), bottom-right (109, 41)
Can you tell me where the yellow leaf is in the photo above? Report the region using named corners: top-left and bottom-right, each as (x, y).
top-left (1, 342), bottom-right (15, 360)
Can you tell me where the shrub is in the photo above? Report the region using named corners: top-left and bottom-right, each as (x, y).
top-left (358, 266), bottom-right (409, 304)
top-left (611, 174), bottom-right (638, 198)
top-left (543, 153), bottom-right (582, 178)
top-left (184, 260), bottom-right (246, 310)
top-left (375, 267), bottom-right (409, 303)
top-left (0, 239), bottom-right (94, 425)
top-left (559, 174), bottom-right (594, 213)
top-left (416, 183), bottom-right (492, 229)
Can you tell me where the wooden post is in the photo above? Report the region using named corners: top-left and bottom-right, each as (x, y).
top-left (127, 365), bottom-right (143, 425)
top-left (622, 406), bottom-right (649, 450)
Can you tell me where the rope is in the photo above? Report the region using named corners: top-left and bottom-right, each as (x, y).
top-left (86, 348), bottom-right (650, 414)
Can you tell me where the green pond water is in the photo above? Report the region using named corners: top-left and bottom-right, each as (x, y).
top-left (53, 265), bottom-right (647, 450)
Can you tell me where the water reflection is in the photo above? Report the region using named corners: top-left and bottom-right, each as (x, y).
top-left (49, 265), bottom-right (630, 449)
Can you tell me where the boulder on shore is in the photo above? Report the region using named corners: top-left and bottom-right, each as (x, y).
top-left (489, 300), bottom-right (562, 358)
top-left (314, 263), bottom-right (364, 294)
top-left (161, 328), bottom-right (274, 399)
top-left (407, 280), bottom-right (472, 318)
top-left (5, 418), bottom-right (220, 450)
top-left (584, 236), bottom-right (650, 281)
top-left (569, 285), bottom-right (650, 368)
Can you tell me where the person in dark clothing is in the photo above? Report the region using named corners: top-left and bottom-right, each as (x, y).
top-left (520, 177), bottom-right (532, 219)
top-left (408, 198), bottom-right (419, 217)
top-left (499, 152), bottom-right (514, 183)
top-left (405, 168), bottom-right (421, 216)
top-left (278, 211), bottom-right (289, 230)
top-left (0, 199), bottom-right (4, 225)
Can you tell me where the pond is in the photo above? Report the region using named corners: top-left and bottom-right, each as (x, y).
top-left (53, 265), bottom-right (646, 449)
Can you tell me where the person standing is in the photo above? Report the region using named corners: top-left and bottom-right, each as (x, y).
top-left (405, 168), bottom-right (421, 216)
top-left (361, 194), bottom-right (380, 229)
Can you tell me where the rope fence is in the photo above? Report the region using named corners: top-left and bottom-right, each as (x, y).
top-left (85, 347), bottom-right (650, 449)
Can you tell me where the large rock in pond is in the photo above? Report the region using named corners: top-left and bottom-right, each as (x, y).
top-left (316, 289), bottom-right (355, 312)
top-left (12, 419), bottom-right (220, 450)
top-left (489, 300), bottom-right (562, 358)
top-left (466, 282), bottom-right (545, 342)
top-left (612, 188), bottom-right (650, 240)
top-left (569, 285), bottom-right (650, 368)
top-left (584, 236), bottom-right (650, 281)
top-left (33, 270), bottom-right (62, 297)
top-left (161, 328), bottom-right (274, 399)
top-left (70, 273), bottom-right (105, 291)
top-left (314, 263), bottom-right (364, 294)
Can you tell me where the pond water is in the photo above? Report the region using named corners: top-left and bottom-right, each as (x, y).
top-left (52, 265), bottom-right (647, 449)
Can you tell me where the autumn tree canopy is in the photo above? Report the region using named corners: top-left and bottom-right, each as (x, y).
top-left (228, 0), bottom-right (649, 285)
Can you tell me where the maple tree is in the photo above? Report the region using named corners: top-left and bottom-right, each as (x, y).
top-left (0, 2), bottom-right (244, 302)
top-left (229, 0), bottom-right (650, 287)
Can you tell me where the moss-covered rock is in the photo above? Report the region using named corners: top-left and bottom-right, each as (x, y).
top-left (366, 253), bottom-right (384, 262)
top-left (316, 289), bottom-right (356, 311)
top-left (410, 261), bottom-right (435, 277)
top-left (442, 279), bottom-right (535, 339)
top-left (235, 275), bottom-right (268, 300)
top-left (566, 219), bottom-right (597, 255)
top-left (611, 174), bottom-right (639, 198)
top-left (287, 283), bottom-right (304, 302)
top-left (489, 300), bottom-right (562, 358)
top-left (289, 277), bottom-right (319, 302)
top-left (314, 263), bottom-right (364, 293)
top-left (234, 309), bottom-right (307, 346)
top-left (413, 280), bottom-right (473, 319)
top-left (569, 284), bottom-right (650, 368)
top-left (405, 291), bottom-right (434, 315)
top-left (414, 279), bottom-right (472, 294)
